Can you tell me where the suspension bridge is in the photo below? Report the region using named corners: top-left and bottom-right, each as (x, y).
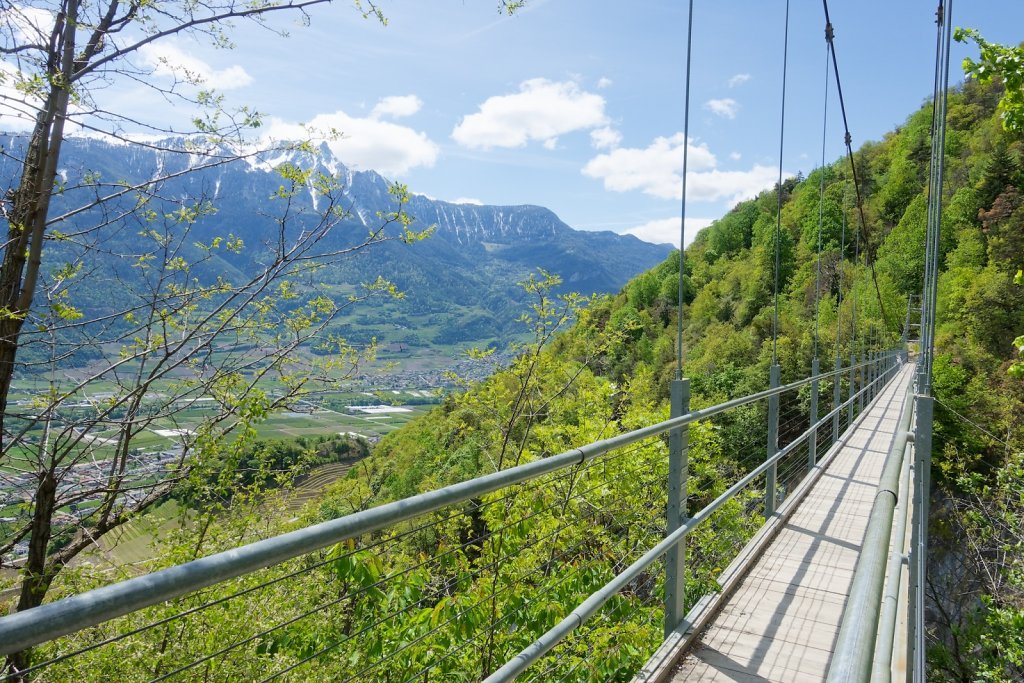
top-left (0, 0), bottom-right (955, 681)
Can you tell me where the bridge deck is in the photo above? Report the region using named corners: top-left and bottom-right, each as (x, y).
top-left (669, 363), bottom-right (914, 682)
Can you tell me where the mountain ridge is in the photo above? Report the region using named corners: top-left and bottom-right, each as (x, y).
top-left (0, 134), bottom-right (673, 348)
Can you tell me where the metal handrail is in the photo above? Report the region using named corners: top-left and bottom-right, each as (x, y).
top-left (872, 433), bottom-right (914, 682)
top-left (0, 354), bottom-right (889, 656)
top-left (486, 354), bottom-right (903, 682)
top-left (826, 378), bottom-right (917, 683)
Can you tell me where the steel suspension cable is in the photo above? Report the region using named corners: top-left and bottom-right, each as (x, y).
top-left (923, 1), bottom-right (953, 393)
top-left (935, 398), bottom-right (1011, 450)
top-left (835, 181), bottom-right (848, 364)
top-left (814, 33), bottom-right (831, 359)
top-left (771, 0), bottom-right (791, 364)
top-left (820, 0), bottom-right (895, 336)
top-left (921, 1), bottom-right (945, 386)
top-left (675, 0), bottom-right (695, 380)
top-left (852, 215), bottom-right (860, 355)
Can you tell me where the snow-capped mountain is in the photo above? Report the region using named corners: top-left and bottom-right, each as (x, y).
top-left (1, 135), bottom-right (673, 345)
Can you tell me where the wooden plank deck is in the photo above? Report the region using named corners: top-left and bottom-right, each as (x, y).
top-left (668, 363), bottom-right (915, 682)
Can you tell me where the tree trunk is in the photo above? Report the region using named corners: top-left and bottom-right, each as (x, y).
top-left (0, 0), bottom-right (77, 451)
top-left (4, 468), bottom-right (59, 679)
top-left (0, 133), bottom-right (43, 449)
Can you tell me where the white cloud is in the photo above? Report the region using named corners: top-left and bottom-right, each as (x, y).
top-left (0, 60), bottom-right (92, 133)
top-left (686, 165), bottom-right (779, 205)
top-left (542, 137), bottom-right (559, 150)
top-left (597, 77), bottom-right (613, 89)
top-left (140, 44), bottom-right (252, 90)
top-left (3, 4), bottom-right (53, 44)
top-left (0, 63), bottom-right (38, 131)
top-left (264, 102), bottom-right (439, 176)
top-left (705, 98), bottom-right (739, 119)
top-left (590, 126), bottom-right (622, 150)
top-left (582, 133), bottom-right (779, 207)
top-left (451, 78), bottom-right (607, 150)
top-left (451, 197), bottom-right (483, 205)
top-left (370, 95), bottom-right (423, 119)
top-left (729, 151), bottom-right (742, 161)
top-left (624, 217), bottom-right (714, 249)
top-left (581, 133), bottom-right (716, 200)
top-left (728, 73), bottom-right (752, 88)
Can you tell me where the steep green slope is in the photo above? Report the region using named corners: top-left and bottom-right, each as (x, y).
top-left (30, 78), bottom-right (1022, 682)
top-left (313, 76), bottom-right (1022, 679)
top-left (369, 73), bottom-right (1020, 492)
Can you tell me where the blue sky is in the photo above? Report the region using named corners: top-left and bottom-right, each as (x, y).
top-left (7, 1), bottom-right (1024, 247)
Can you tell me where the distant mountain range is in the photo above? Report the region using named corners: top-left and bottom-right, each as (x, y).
top-left (0, 135), bottom-right (673, 349)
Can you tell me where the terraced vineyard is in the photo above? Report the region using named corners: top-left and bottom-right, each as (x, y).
top-left (86, 501), bottom-right (184, 569)
top-left (283, 463), bottom-right (354, 512)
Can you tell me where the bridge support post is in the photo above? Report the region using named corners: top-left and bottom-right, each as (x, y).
top-left (875, 350), bottom-right (881, 396)
top-left (865, 350), bottom-right (871, 402)
top-left (869, 350), bottom-right (876, 400)
top-left (848, 352), bottom-right (856, 425)
top-left (878, 349), bottom-right (884, 391)
top-left (664, 377), bottom-right (690, 637)
top-left (908, 393), bottom-right (933, 682)
top-left (809, 357), bottom-right (820, 468)
top-left (858, 352), bottom-right (866, 414)
top-left (765, 364), bottom-right (780, 517)
top-left (833, 357), bottom-right (842, 443)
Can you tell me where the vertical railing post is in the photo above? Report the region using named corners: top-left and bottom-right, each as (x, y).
top-left (765, 364), bottom-right (781, 516)
top-left (875, 349), bottom-right (880, 396)
top-left (865, 350), bottom-right (871, 402)
top-left (809, 357), bottom-right (820, 468)
top-left (848, 351), bottom-right (856, 425)
top-left (664, 377), bottom-right (690, 636)
top-left (877, 349), bottom-right (883, 391)
top-left (833, 356), bottom-right (842, 443)
top-left (869, 349), bottom-right (876, 400)
top-left (857, 351), bottom-right (866, 414)
top-left (909, 393), bottom-right (933, 682)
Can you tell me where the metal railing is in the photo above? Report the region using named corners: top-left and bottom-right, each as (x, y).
top-left (827, 379), bottom-right (916, 683)
top-left (0, 351), bottom-right (901, 682)
top-left (827, 365), bottom-right (931, 683)
top-left (490, 351), bottom-right (903, 682)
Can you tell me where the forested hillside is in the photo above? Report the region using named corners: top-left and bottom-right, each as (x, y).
top-left (356, 79), bottom-right (1021, 501)
top-left (319, 74), bottom-right (1023, 678)
top-left (21, 69), bottom-right (1022, 683)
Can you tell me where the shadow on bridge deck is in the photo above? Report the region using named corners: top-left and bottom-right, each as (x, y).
top-left (662, 364), bottom-right (914, 682)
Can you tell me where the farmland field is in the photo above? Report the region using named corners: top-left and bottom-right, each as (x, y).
top-left (2, 332), bottom-right (468, 570)
top-left (89, 460), bottom-right (357, 568)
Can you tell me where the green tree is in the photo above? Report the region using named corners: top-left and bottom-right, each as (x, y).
top-left (1012, 269), bottom-right (1024, 379)
top-left (876, 193), bottom-right (928, 295)
top-left (955, 28), bottom-right (1024, 135)
top-left (0, 2), bottom-right (517, 675)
